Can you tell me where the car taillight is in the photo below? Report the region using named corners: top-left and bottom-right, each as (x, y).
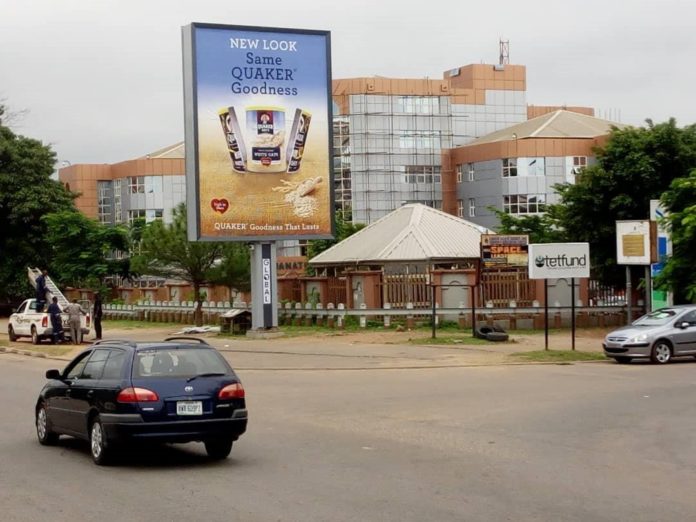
top-left (42, 316), bottom-right (48, 328)
top-left (86, 314), bottom-right (90, 327)
top-left (218, 383), bottom-right (245, 399)
top-left (117, 387), bottom-right (159, 403)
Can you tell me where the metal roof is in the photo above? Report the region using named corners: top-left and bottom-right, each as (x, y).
top-left (469, 110), bottom-right (628, 145)
top-left (309, 204), bottom-right (493, 266)
top-left (139, 142), bottom-right (185, 159)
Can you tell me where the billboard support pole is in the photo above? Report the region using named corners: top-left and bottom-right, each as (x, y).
top-left (250, 241), bottom-right (278, 330)
top-left (571, 277), bottom-right (576, 351)
top-left (431, 284), bottom-right (436, 339)
top-left (644, 265), bottom-right (651, 314)
top-left (626, 265), bottom-right (632, 325)
top-left (544, 280), bottom-right (549, 351)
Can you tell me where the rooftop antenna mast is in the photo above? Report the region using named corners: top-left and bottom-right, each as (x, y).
top-left (499, 39), bottom-right (510, 65)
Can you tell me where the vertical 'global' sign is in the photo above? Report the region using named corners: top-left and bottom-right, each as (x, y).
top-left (182, 23), bottom-right (333, 241)
top-left (528, 243), bottom-right (591, 279)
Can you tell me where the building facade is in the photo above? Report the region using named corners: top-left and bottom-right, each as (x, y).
top-left (332, 64), bottom-right (530, 224)
top-left (59, 143), bottom-right (186, 225)
top-left (441, 110), bottom-right (625, 230)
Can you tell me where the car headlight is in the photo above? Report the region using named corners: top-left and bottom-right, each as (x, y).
top-left (630, 333), bottom-right (648, 343)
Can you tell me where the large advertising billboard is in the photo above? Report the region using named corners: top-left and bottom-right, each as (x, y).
top-left (182, 23), bottom-right (333, 241)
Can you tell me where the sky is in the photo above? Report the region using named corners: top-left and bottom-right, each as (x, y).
top-left (1, 0), bottom-right (695, 166)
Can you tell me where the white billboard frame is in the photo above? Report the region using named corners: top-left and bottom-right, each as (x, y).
top-left (528, 243), bottom-right (591, 280)
top-left (615, 220), bottom-right (652, 266)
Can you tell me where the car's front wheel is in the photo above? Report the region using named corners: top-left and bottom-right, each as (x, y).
top-left (8, 325), bottom-right (17, 342)
top-left (204, 438), bottom-right (233, 460)
top-left (36, 402), bottom-right (59, 445)
top-left (651, 341), bottom-right (672, 364)
top-left (90, 417), bottom-right (113, 465)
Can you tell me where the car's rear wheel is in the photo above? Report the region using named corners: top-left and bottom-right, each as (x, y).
top-left (31, 326), bottom-right (40, 345)
top-left (204, 438), bottom-right (233, 460)
top-left (614, 357), bottom-right (632, 364)
top-left (36, 402), bottom-right (59, 445)
top-left (90, 417), bottom-right (112, 465)
top-left (8, 325), bottom-right (17, 342)
top-left (651, 341), bottom-right (672, 364)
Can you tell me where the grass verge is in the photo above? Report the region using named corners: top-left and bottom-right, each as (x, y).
top-left (509, 350), bottom-right (606, 363)
top-left (103, 319), bottom-right (172, 329)
top-left (405, 335), bottom-right (502, 346)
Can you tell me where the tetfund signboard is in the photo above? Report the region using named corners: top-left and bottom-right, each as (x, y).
top-left (528, 243), bottom-right (591, 279)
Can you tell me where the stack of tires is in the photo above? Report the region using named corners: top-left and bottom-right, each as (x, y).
top-left (474, 324), bottom-right (509, 342)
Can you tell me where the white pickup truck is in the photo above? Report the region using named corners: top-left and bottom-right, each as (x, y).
top-left (8, 298), bottom-right (91, 344)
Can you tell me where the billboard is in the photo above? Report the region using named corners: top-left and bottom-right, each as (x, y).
top-left (481, 234), bottom-right (528, 268)
top-left (528, 243), bottom-right (590, 279)
top-left (182, 23), bottom-right (333, 241)
top-left (615, 220), bottom-right (656, 265)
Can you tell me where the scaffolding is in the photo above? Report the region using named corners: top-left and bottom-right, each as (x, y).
top-left (333, 93), bottom-right (452, 225)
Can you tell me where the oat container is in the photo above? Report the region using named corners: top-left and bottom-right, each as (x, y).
top-left (219, 107), bottom-right (247, 173)
top-left (245, 106), bottom-right (286, 173)
top-left (286, 109), bottom-right (312, 173)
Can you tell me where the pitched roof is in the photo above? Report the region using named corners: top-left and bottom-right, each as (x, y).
top-left (139, 142), bottom-right (185, 159)
top-left (309, 204), bottom-right (493, 265)
top-left (469, 110), bottom-right (627, 145)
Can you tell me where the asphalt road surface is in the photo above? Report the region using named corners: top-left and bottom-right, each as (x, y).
top-left (2, 351), bottom-right (696, 522)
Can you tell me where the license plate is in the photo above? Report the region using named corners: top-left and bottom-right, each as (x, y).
top-left (176, 401), bottom-right (203, 416)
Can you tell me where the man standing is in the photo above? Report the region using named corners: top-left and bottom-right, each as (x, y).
top-left (35, 269), bottom-right (48, 312)
top-left (47, 297), bottom-right (64, 344)
top-left (93, 293), bottom-right (103, 340)
top-left (63, 299), bottom-right (84, 345)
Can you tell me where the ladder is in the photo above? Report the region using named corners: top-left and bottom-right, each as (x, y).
top-left (28, 267), bottom-right (70, 308)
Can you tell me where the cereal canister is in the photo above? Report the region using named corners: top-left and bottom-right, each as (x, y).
top-left (245, 106), bottom-right (286, 173)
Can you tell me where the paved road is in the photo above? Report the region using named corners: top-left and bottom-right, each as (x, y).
top-left (2, 351), bottom-right (696, 521)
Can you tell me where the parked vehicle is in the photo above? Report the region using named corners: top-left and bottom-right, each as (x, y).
top-left (35, 337), bottom-right (248, 465)
top-left (8, 298), bottom-right (90, 344)
top-left (603, 305), bottom-right (696, 364)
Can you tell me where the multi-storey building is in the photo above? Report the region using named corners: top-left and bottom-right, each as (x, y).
top-left (59, 143), bottom-right (186, 225)
top-left (332, 64), bottom-right (530, 224)
top-left (441, 109), bottom-right (626, 230)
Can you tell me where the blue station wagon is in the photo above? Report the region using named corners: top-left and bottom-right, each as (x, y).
top-left (35, 337), bottom-right (248, 464)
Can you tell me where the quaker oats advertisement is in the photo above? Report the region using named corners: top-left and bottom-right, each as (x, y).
top-left (182, 23), bottom-right (333, 241)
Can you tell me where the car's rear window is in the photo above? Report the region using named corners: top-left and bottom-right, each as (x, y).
top-left (133, 347), bottom-right (231, 378)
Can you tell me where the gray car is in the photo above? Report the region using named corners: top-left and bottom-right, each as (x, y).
top-left (603, 305), bottom-right (696, 364)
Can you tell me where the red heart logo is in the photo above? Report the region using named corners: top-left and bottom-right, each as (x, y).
top-left (211, 198), bottom-right (229, 214)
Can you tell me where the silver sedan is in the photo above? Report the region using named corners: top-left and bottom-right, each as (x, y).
top-left (603, 305), bottom-right (696, 364)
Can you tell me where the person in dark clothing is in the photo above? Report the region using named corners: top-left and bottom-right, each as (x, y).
top-left (35, 269), bottom-right (48, 312)
top-left (93, 293), bottom-right (103, 340)
top-left (47, 297), bottom-right (64, 344)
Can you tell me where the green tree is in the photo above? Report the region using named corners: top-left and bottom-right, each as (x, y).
top-left (42, 211), bottom-right (129, 290)
top-left (306, 211), bottom-right (366, 261)
top-left (492, 206), bottom-right (566, 244)
top-left (495, 119), bottom-right (696, 286)
top-left (210, 243), bottom-right (251, 302)
top-left (655, 170), bottom-right (696, 302)
top-left (555, 119), bottom-right (696, 285)
top-left (130, 204), bottom-right (222, 325)
top-left (0, 105), bottom-right (76, 302)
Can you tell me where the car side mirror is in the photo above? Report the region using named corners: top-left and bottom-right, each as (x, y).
top-left (46, 369), bottom-right (61, 380)
top-left (678, 321), bottom-right (690, 329)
